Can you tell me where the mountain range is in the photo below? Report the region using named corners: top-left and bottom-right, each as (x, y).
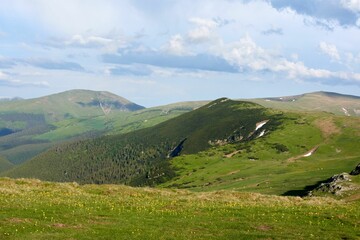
top-left (1, 90), bottom-right (359, 198)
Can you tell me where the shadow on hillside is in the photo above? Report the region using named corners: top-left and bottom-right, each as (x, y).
top-left (282, 179), bottom-right (329, 197)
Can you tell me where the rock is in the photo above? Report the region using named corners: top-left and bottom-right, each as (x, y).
top-left (309, 173), bottom-right (351, 196)
top-left (350, 163), bottom-right (360, 175)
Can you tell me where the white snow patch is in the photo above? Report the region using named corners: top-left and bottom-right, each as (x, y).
top-left (265, 99), bottom-right (271, 102)
top-left (303, 151), bottom-right (313, 157)
top-left (303, 147), bottom-right (318, 157)
top-left (220, 98), bottom-right (229, 103)
top-left (353, 109), bottom-right (360, 115)
top-left (258, 130), bottom-right (266, 138)
top-left (255, 120), bottom-right (269, 131)
top-left (342, 107), bottom-right (350, 116)
top-left (207, 103), bottom-right (217, 108)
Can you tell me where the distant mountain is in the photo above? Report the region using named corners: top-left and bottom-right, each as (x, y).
top-left (0, 90), bottom-right (203, 167)
top-left (0, 89), bottom-right (145, 121)
top-left (249, 91), bottom-right (360, 117)
top-left (0, 97), bottom-right (23, 102)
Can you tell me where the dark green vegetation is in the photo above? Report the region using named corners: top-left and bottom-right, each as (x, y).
top-left (0, 90), bottom-right (204, 169)
top-left (4, 99), bottom-right (280, 185)
top-left (1, 177), bottom-right (359, 240)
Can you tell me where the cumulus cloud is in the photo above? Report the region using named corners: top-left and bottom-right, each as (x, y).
top-left (341, 0), bottom-right (360, 12)
top-left (164, 34), bottom-right (189, 56)
top-left (217, 35), bottom-right (360, 83)
top-left (319, 42), bottom-right (341, 61)
top-left (187, 18), bottom-right (218, 43)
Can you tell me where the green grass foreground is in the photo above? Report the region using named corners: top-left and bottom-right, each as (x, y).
top-left (1, 178), bottom-right (359, 239)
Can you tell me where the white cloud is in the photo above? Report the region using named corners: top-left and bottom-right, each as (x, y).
top-left (218, 35), bottom-right (360, 83)
top-left (319, 41), bottom-right (341, 61)
top-left (164, 34), bottom-right (190, 56)
top-left (187, 18), bottom-right (218, 43)
top-left (0, 70), bottom-right (49, 87)
top-left (341, 0), bottom-right (360, 12)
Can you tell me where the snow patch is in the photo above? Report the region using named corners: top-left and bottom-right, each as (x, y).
top-left (255, 120), bottom-right (269, 131)
top-left (303, 146), bottom-right (318, 157)
top-left (207, 103), bottom-right (217, 108)
top-left (342, 107), bottom-right (350, 116)
top-left (258, 130), bottom-right (266, 138)
top-left (220, 98), bottom-right (229, 103)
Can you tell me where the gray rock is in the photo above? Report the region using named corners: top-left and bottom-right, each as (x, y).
top-left (350, 163), bottom-right (360, 175)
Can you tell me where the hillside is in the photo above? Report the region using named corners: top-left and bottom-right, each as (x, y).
top-left (0, 156), bottom-right (13, 172)
top-left (3, 99), bottom-right (282, 185)
top-left (1, 177), bottom-right (359, 239)
top-left (0, 89), bottom-right (144, 121)
top-left (0, 90), bottom-right (203, 167)
top-left (161, 111), bottom-right (360, 196)
top-left (250, 91), bottom-right (360, 117)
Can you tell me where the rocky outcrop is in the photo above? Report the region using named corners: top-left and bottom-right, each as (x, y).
top-left (350, 163), bottom-right (360, 175)
top-left (308, 173), bottom-right (352, 196)
top-left (168, 138), bottom-right (187, 158)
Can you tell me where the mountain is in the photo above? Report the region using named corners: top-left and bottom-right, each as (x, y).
top-left (0, 89), bottom-right (144, 121)
top-left (249, 91), bottom-right (360, 117)
top-left (5, 96), bottom-right (360, 197)
top-left (3, 99), bottom-right (283, 185)
top-left (0, 90), bottom-right (144, 166)
top-left (0, 90), bottom-right (206, 168)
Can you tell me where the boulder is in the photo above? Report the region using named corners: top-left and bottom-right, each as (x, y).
top-left (350, 163), bottom-right (360, 175)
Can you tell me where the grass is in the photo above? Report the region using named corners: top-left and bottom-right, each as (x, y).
top-left (1, 177), bottom-right (359, 240)
top-left (162, 112), bottom-right (360, 196)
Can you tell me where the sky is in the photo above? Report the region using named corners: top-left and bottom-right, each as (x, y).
top-left (1, 0), bottom-right (360, 107)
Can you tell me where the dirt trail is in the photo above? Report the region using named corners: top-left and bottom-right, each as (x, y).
top-left (287, 146), bottom-right (319, 162)
top-left (224, 150), bottom-right (242, 158)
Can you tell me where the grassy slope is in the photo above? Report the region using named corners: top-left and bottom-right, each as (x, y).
top-left (0, 177), bottom-right (359, 240)
top-left (249, 91), bottom-right (360, 117)
top-left (2, 99), bottom-right (280, 184)
top-left (0, 157), bottom-right (13, 172)
top-left (0, 89), bottom-right (143, 121)
top-left (0, 92), bottom-right (204, 166)
top-left (162, 111), bottom-right (360, 196)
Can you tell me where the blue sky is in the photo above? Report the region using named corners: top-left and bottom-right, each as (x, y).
top-left (0, 0), bottom-right (360, 106)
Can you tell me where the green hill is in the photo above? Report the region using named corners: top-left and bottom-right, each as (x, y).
top-left (249, 91), bottom-right (360, 117)
top-left (4, 97), bottom-right (360, 197)
top-left (0, 90), bottom-right (204, 166)
top-left (0, 156), bottom-right (13, 172)
top-left (3, 99), bottom-right (282, 185)
top-left (162, 111), bottom-right (360, 196)
top-left (0, 89), bottom-right (144, 121)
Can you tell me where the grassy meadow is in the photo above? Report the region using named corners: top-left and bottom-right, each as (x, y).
top-left (1, 177), bottom-right (359, 240)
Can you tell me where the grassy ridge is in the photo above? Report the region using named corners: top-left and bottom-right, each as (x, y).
top-left (0, 177), bottom-right (359, 240)
top-left (0, 157), bottom-right (13, 172)
top-left (162, 112), bottom-right (360, 195)
top-left (0, 91), bottom-right (204, 167)
top-left (250, 91), bottom-right (360, 117)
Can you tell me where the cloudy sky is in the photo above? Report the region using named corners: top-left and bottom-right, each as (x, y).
top-left (1, 0), bottom-right (360, 106)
